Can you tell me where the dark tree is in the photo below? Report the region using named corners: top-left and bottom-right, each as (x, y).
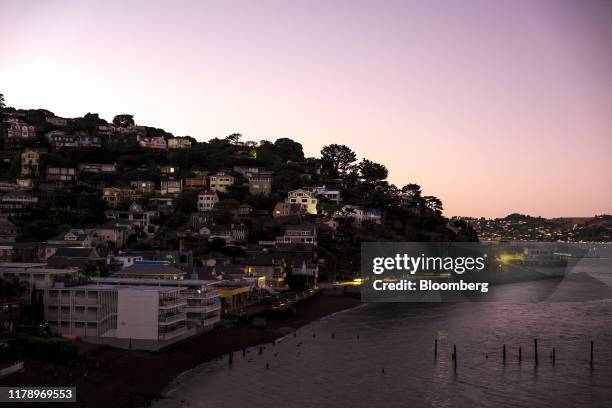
top-left (274, 138), bottom-right (304, 162)
top-left (321, 144), bottom-right (357, 177)
top-left (358, 159), bottom-right (388, 184)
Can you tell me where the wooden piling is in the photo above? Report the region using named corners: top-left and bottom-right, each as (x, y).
top-left (534, 339), bottom-right (538, 366)
top-left (552, 347), bottom-right (556, 364)
top-left (590, 340), bottom-right (594, 366)
top-left (518, 346), bottom-right (522, 363)
top-left (434, 339), bottom-right (438, 359)
top-left (503, 344), bottom-right (506, 363)
top-left (453, 344), bottom-right (457, 369)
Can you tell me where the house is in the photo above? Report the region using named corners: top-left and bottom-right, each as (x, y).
top-left (160, 166), bottom-right (179, 176)
top-left (102, 187), bottom-right (134, 208)
top-left (208, 226), bottom-right (232, 243)
top-left (78, 163), bottom-right (117, 173)
top-left (46, 247), bottom-right (104, 269)
top-left (0, 192), bottom-right (38, 218)
top-left (190, 212), bottom-right (213, 229)
top-left (0, 218), bottom-right (17, 243)
top-left (233, 166), bottom-right (261, 177)
top-left (339, 205), bottom-right (383, 226)
top-left (276, 223), bottom-right (317, 246)
top-left (168, 137), bottom-right (192, 149)
top-left (45, 131), bottom-right (78, 149)
top-left (94, 219), bottom-right (135, 249)
top-left (209, 173), bottom-right (235, 193)
top-left (303, 185), bottom-right (342, 203)
top-left (117, 262), bottom-right (187, 279)
top-left (149, 197), bottom-right (175, 214)
top-left (46, 167), bottom-right (77, 183)
top-left (130, 180), bottom-right (156, 194)
top-left (185, 176), bottom-right (208, 190)
top-left (248, 173), bottom-right (273, 196)
top-left (46, 229), bottom-right (97, 259)
top-left (21, 149), bottom-right (40, 176)
top-left (197, 191), bottom-right (219, 211)
top-left (7, 121), bottom-right (35, 139)
top-left (47, 229), bottom-right (96, 247)
top-left (160, 178), bottom-right (183, 195)
top-left (77, 134), bottom-right (102, 148)
top-left (273, 202), bottom-right (302, 218)
top-left (238, 203), bottom-right (253, 217)
top-left (138, 136), bottom-right (167, 149)
top-left (106, 252), bottom-right (145, 270)
top-left (244, 253), bottom-right (286, 288)
top-left (231, 224), bottom-right (248, 242)
top-left (285, 189), bottom-right (318, 214)
top-left (105, 202), bottom-right (157, 233)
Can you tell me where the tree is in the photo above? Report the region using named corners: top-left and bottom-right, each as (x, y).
top-left (274, 138), bottom-right (304, 162)
top-left (358, 159), bottom-right (388, 184)
top-left (401, 183), bottom-right (422, 199)
top-left (112, 114), bottom-right (135, 128)
top-left (320, 144), bottom-right (357, 177)
top-left (423, 196), bottom-right (444, 215)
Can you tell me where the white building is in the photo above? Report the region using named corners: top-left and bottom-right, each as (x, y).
top-left (197, 191), bottom-right (219, 211)
top-left (303, 185), bottom-right (342, 203)
top-left (209, 173), bottom-right (235, 193)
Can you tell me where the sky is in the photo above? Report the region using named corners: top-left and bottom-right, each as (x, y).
top-left (1, 0), bottom-right (611, 218)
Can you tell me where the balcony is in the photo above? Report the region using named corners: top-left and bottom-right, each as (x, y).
top-left (159, 312), bottom-right (186, 325)
top-left (185, 303), bottom-right (221, 314)
top-left (159, 298), bottom-right (187, 309)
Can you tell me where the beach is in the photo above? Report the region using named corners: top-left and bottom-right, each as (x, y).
top-left (1, 294), bottom-right (361, 408)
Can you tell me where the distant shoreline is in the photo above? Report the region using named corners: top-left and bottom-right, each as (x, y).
top-left (1, 293), bottom-right (361, 408)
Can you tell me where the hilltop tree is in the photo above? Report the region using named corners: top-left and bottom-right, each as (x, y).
top-left (274, 138), bottom-right (304, 162)
top-left (321, 144), bottom-right (357, 177)
top-left (358, 159), bottom-right (388, 185)
top-left (423, 196), bottom-right (443, 215)
top-left (112, 114), bottom-right (135, 128)
top-left (401, 183), bottom-right (422, 199)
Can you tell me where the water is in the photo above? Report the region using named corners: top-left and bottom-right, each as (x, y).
top-left (155, 276), bottom-right (612, 407)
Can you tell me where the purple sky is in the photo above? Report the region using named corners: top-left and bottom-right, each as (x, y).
top-left (1, 0), bottom-right (611, 218)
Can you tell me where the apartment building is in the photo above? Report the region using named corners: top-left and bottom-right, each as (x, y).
top-left (45, 284), bottom-right (194, 350)
top-left (92, 277), bottom-right (221, 332)
top-left (46, 167), bottom-right (77, 183)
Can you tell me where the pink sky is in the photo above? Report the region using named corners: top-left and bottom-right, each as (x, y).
top-left (1, 0), bottom-right (611, 218)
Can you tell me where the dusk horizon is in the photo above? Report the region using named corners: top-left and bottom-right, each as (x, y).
top-left (2, 0), bottom-right (612, 218)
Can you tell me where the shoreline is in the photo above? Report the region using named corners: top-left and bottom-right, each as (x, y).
top-left (1, 293), bottom-right (362, 408)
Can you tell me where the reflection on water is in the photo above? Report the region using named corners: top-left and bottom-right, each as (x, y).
top-left (155, 280), bottom-right (612, 408)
